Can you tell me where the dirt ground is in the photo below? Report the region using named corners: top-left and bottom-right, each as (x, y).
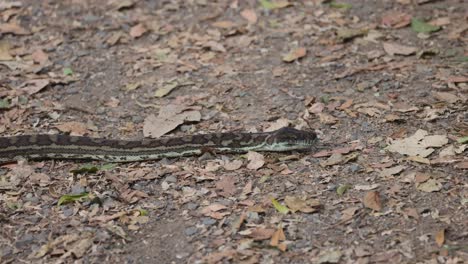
top-left (0, 0), bottom-right (467, 263)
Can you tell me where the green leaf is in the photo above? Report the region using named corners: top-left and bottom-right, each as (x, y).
top-left (0, 98), bottom-right (10, 109)
top-left (138, 209), bottom-right (148, 216)
top-left (329, 1), bottom-right (352, 10)
top-left (57, 192), bottom-right (89, 206)
top-left (63, 67), bottom-right (73, 76)
top-left (271, 198), bottom-right (289, 214)
top-left (100, 163), bottom-right (118, 170)
top-left (411, 18), bottom-right (440, 34)
top-left (71, 164), bottom-right (99, 175)
top-left (457, 136), bottom-right (468, 144)
top-left (337, 184), bottom-right (351, 196)
top-left (259, 0), bottom-right (290, 10)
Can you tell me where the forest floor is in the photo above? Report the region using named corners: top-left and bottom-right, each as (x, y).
top-left (0, 0), bottom-right (467, 263)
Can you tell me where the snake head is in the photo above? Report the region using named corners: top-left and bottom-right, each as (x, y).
top-left (264, 127), bottom-right (317, 152)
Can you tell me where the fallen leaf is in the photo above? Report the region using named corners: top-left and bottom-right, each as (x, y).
top-left (284, 196), bottom-right (319, 213)
top-left (17, 79), bottom-right (50, 95)
top-left (270, 226), bottom-right (286, 247)
top-left (143, 106), bottom-right (201, 138)
top-left (216, 176), bottom-right (236, 197)
top-left (417, 179), bottom-right (442, 192)
top-left (0, 41), bottom-right (13, 60)
top-left (381, 12), bottom-right (412, 28)
top-left (337, 27), bottom-right (368, 42)
top-left (435, 229), bottom-right (445, 247)
top-left (355, 184), bottom-right (380, 191)
top-left (240, 9), bottom-right (257, 24)
top-left (130, 23), bottom-right (147, 38)
top-left (318, 113), bottom-right (338, 125)
top-left (212, 20), bottom-right (236, 28)
top-left (0, 23), bottom-right (29, 35)
top-left (363, 191), bottom-right (382, 211)
top-left (308, 102), bottom-right (325, 114)
top-left (56, 121), bottom-right (89, 136)
top-left (433, 92), bottom-right (460, 104)
top-left (340, 207), bottom-right (359, 222)
top-left (244, 227), bottom-right (275, 240)
top-left (383, 42), bottom-right (417, 56)
top-left (246, 151), bottom-right (265, 170)
top-left (224, 160), bottom-right (243, 171)
top-left (318, 249), bottom-right (342, 264)
top-left (154, 81), bottom-right (178, 98)
top-left (259, 0), bottom-right (291, 10)
top-left (380, 165), bottom-right (406, 178)
top-left (31, 49), bottom-right (49, 64)
top-left (282, 47), bottom-right (306, 62)
top-left (386, 129), bottom-right (448, 157)
top-left (271, 198), bottom-right (289, 214)
top-left (411, 18), bottom-right (440, 33)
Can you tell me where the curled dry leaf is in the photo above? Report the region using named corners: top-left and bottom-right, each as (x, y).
top-left (435, 229), bottom-right (445, 247)
top-left (143, 105), bottom-right (201, 138)
top-left (363, 191), bottom-right (382, 211)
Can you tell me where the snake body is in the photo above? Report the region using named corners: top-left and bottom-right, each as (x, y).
top-left (0, 127), bottom-right (317, 164)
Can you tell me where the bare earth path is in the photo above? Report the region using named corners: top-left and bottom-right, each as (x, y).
top-left (0, 0), bottom-right (467, 263)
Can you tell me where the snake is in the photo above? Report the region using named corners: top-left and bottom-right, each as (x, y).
top-left (0, 127), bottom-right (317, 164)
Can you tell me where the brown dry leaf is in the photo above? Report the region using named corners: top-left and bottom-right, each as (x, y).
top-left (454, 161), bottom-right (468, 169)
top-left (282, 47), bottom-right (306, 62)
top-left (338, 99), bottom-right (353, 110)
top-left (380, 165), bottom-right (406, 178)
top-left (265, 118), bottom-right (290, 132)
top-left (386, 129), bottom-right (448, 157)
top-left (381, 12), bottom-right (411, 28)
top-left (435, 229), bottom-right (445, 247)
top-left (55, 122), bottom-right (89, 136)
top-left (270, 226), bottom-right (286, 251)
top-left (414, 173), bottom-right (430, 183)
top-left (0, 23), bottom-right (29, 35)
top-left (340, 207), bottom-right (360, 222)
top-left (201, 203), bottom-right (230, 219)
top-left (212, 20), bottom-right (236, 28)
top-left (17, 79), bottom-right (50, 95)
top-left (403, 208), bottom-right (420, 220)
top-left (417, 179), bottom-right (442, 192)
top-left (363, 191), bottom-right (382, 211)
top-left (224, 160), bottom-right (243, 171)
top-left (215, 176), bottom-right (236, 197)
top-left (130, 23), bottom-right (147, 38)
top-left (284, 196), bottom-right (319, 213)
top-left (320, 152), bottom-right (358, 167)
top-left (407, 155), bottom-right (431, 164)
top-left (308, 102), bottom-right (325, 114)
top-left (0, 41), bottom-right (13, 60)
top-left (318, 113), bottom-right (338, 125)
top-left (31, 49), bottom-right (49, 64)
top-left (143, 105), bottom-right (201, 138)
top-left (429, 17), bottom-right (450, 27)
top-left (240, 9), bottom-right (257, 24)
top-left (246, 151), bottom-right (265, 170)
top-left (433, 92), bottom-right (460, 104)
top-left (383, 42), bottom-right (417, 56)
top-left (243, 227), bottom-right (275, 241)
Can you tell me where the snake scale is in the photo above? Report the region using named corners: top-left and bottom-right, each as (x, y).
top-left (0, 127), bottom-right (317, 164)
